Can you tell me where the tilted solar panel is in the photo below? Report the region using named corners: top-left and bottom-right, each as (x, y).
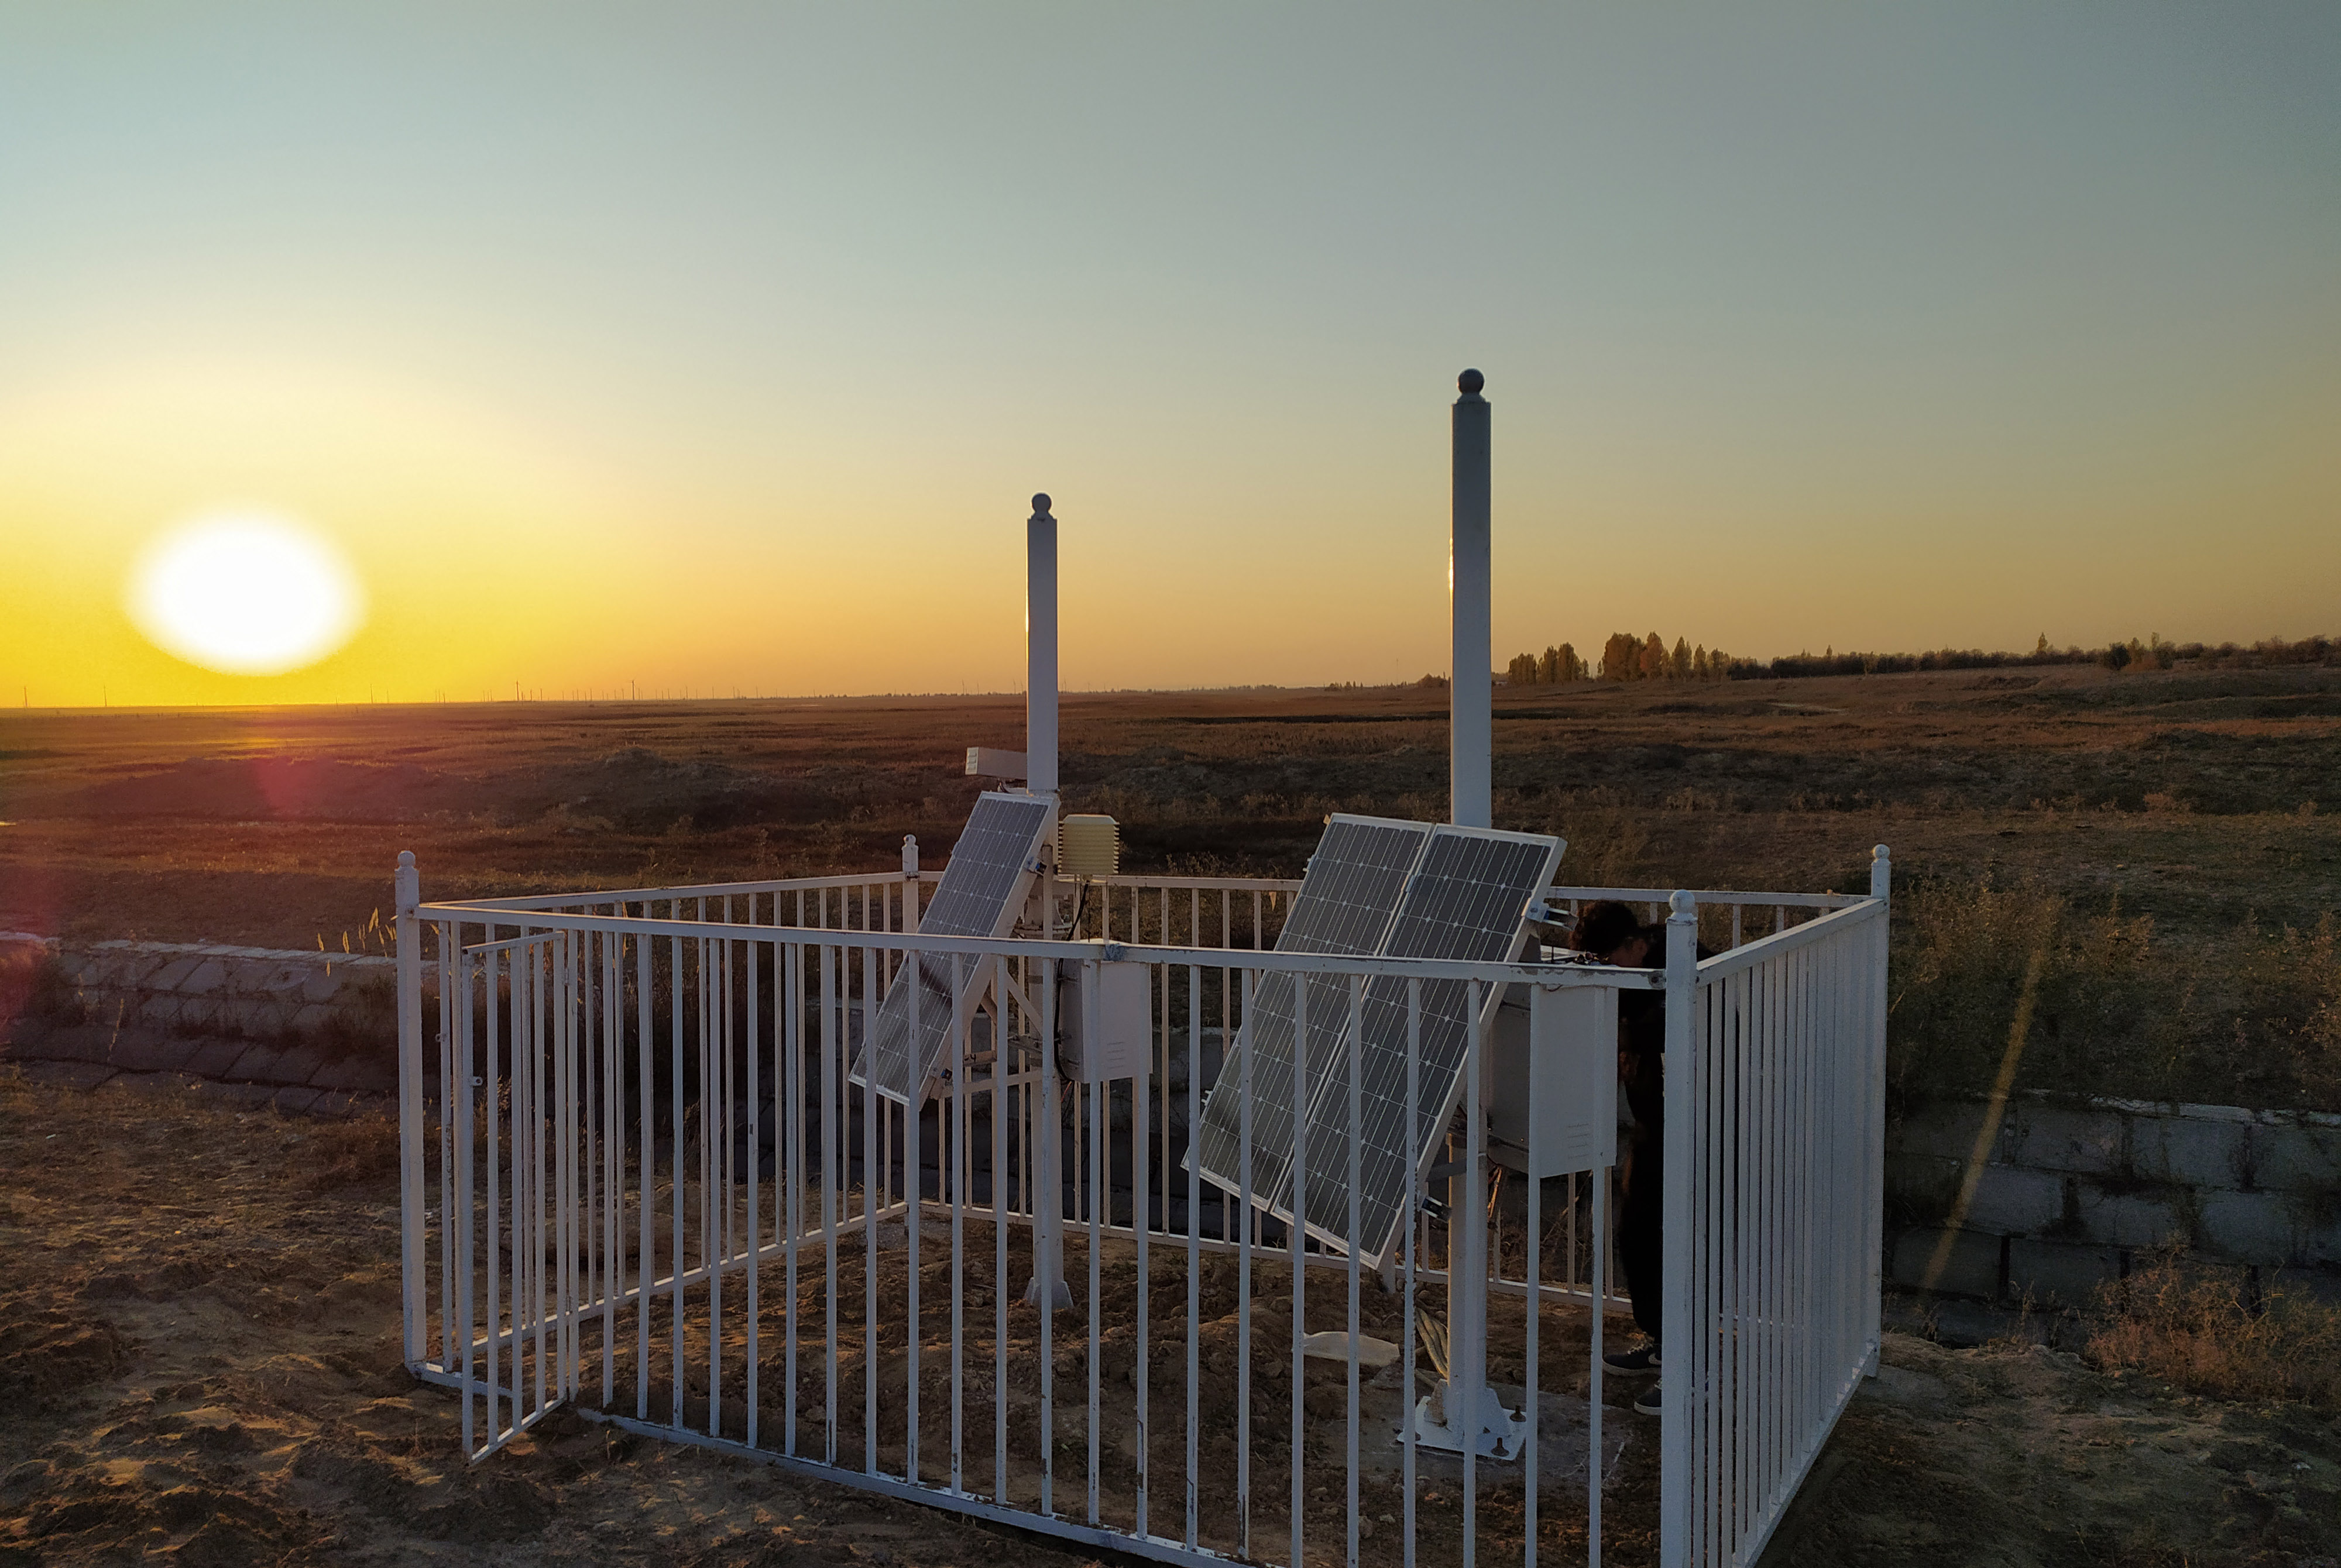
top-left (1189, 816), bottom-right (1431, 1205)
top-left (853, 792), bottom-right (1053, 1103)
top-left (1295, 827), bottom-right (1563, 1260)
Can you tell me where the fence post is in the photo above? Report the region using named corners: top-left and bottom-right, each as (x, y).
top-left (396, 850), bottom-right (426, 1367)
top-left (902, 835), bottom-right (921, 931)
top-left (1656, 888), bottom-right (1698, 1568)
top-left (1025, 958), bottom-right (1073, 1309)
top-left (1864, 846), bottom-right (1892, 1377)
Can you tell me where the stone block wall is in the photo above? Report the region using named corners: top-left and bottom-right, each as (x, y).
top-left (1889, 1093), bottom-right (2341, 1307)
top-left (0, 934), bottom-right (404, 1114)
top-left (53, 938), bottom-right (397, 1044)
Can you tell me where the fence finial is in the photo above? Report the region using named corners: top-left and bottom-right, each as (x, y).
top-left (1457, 367), bottom-right (1484, 398)
top-left (901, 834), bottom-right (918, 878)
top-left (1870, 844), bottom-right (1892, 903)
top-left (395, 850), bottom-right (418, 914)
top-left (1031, 493), bottom-right (1052, 518)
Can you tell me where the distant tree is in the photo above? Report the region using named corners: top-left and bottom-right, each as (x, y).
top-left (1537, 645), bottom-right (1559, 683)
top-left (2099, 642), bottom-right (2131, 670)
top-left (1709, 647), bottom-right (1730, 679)
top-left (1693, 645), bottom-right (1710, 679)
top-left (1601, 632), bottom-right (1639, 681)
top-left (2035, 632), bottom-right (2050, 655)
top-left (1639, 632), bottom-right (1667, 679)
top-left (1670, 637), bottom-right (1693, 678)
top-left (1506, 652), bottom-right (1539, 685)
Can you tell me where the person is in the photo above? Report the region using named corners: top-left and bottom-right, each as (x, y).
top-left (1572, 900), bottom-right (1667, 1418)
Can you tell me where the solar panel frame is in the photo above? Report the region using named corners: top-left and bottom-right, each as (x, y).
top-left (1188, 816), bottom-right (1433, 1208)
top-left (1290, 826), bottom-right (1564, 1262)
top-left (852, 792), bottom-right (1053, 1105)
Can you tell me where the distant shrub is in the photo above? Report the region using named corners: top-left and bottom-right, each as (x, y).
top-left (0, 945), bottom-right (80, 1032)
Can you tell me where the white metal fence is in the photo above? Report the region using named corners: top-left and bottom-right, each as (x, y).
top-left (394, 850), bottom-right (1889, 1568)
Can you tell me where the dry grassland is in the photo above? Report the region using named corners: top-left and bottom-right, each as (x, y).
top-left (4, 662), bottom-right (2336, 1106)
top-left (5, 665), bottom-right (2341, 1566)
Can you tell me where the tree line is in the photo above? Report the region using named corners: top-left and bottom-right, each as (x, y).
top-left (1505, 632), bottom-right (2340, 684)
top-left (1506, 632), bottom-right (1737, 685)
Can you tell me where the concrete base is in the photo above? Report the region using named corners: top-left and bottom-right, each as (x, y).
top-left (1402, 1382), bottom-right (1528, 1462)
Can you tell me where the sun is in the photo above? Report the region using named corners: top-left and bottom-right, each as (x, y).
top-left (126, 510), bottom-right (368, 676)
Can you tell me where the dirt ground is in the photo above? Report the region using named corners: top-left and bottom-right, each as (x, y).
top-left (7, 1071), bottom-right (2341, 1567)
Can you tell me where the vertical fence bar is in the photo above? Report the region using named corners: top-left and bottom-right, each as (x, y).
top-left (1659, 890), bottom-right (1698, 1568)
top-left (994, 957), bottom-right (1011, 1504)
top-left (455, 950), bottom-right (477, 1454)
top-left (786, 937), bottom-right (804, 1457)
top-left (1345, 972), bottom-right (1363, 1568)
top-left (1289, 972), bottom-right (1307, 1568)
top-left (396, 854), bottom-right (426, 1364)
top-left (1134, 975), bottom-right (1151, 1541)
top-left (864, 944), bottom-right (880, 1476)
top-left (1237, 966), bottom-right (1254, 1560)
top-left (906, 944), bottom-right (922, 1484)
top-left (1185, 961), bottom-right (1202, 1550)
top-left (823, 943), bottom-right (840, 1465)
top-left (438, 919), bottom-right (456, 1370)
top-left (1040, 957), bottom-right (1058, 1519)
top-left (1402, 975), bottom-right (1420, 1568)
top-left (636, 923), bottom-right (653, 1422)
top-left (951, 955), bottom-right (967, 1494)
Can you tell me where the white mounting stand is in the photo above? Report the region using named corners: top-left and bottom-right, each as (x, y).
top-left (1405, 1381), bottom-right (1528, 1462)
top-left (1402, 1093), bottom-right (1524, 1459)
top-left (1020, 490), bottom-right (1073, 1311)
top-left (1409, 398), bottom-right (1518, 1457)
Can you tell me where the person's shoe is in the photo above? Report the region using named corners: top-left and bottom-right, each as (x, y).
top-left (1633, 1382), bottom-right (1663, 1417)
top-left (1602, 1343), bottom-right (1661, 1374)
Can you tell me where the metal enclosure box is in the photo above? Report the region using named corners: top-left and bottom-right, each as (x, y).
top-left (1486, 982), bottom-right (1617, 1177)
top-left (1058, 958), bottom-right (1153, 1083)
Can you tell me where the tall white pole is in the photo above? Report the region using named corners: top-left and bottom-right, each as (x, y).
top-left (1450, 370), bottom-right (1491, 828)
top-left (1027, 493), bottom-right (1059, 798)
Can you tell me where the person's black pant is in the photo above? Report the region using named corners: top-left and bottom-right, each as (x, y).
top-left (1616, 1133), bottom-right (1663, 1346)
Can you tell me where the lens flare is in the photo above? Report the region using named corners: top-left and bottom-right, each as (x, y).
top-left (126, 510), bottom-right (367, 676)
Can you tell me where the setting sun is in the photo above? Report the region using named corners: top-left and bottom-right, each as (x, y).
top-left (123, 510), bottom-right (366, 676)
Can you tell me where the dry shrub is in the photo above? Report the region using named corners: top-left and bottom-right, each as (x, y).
top-left (2084, 1250), bottom-right (2341, 1410)
top-left (0, 943), bottom-right (81, 1031)
top-left (301, 1114), bottom-right (403, 1192)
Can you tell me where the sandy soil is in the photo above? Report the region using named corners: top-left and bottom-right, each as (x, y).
top-left (7, 1070), bottom-right (2340, 1567)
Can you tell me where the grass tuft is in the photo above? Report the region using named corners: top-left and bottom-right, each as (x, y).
top-left (299, 1113), bottom-right (403, 1192)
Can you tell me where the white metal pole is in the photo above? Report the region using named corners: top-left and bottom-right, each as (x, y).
top-left (395, 850), bottom-right (425, 1365)
top-left (1027, 493), bottom-right (1059, 799)
top-left (1657, 888), bottom-right (1700, 1567)
top-left (1451, 372), bottom-right (1491, 829)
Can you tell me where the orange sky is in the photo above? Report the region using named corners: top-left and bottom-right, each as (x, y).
top-left (4, 8), bottom-right (2336, 707)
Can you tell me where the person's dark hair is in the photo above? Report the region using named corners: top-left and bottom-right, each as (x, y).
top-left (1571, 900), bottom-right (1647, 961)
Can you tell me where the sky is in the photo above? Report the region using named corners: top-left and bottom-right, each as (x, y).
top-left (2, 4), bottom-right (2336, 706)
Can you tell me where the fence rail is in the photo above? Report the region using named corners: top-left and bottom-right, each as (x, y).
top-left (395, 854), bottom-right (1890, 1568)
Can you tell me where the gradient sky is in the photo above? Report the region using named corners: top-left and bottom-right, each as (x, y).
top-left (3, 4), bottom-right (2336, 706)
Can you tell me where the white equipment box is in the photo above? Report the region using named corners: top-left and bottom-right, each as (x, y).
top-left (1485, 982), bottom-right (1618, 1177)
top-left (1057, 957), bottom-right (1154, 1083)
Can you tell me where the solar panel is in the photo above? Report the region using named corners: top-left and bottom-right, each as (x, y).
top-left (1294, 827), bottom-right (1563, 1260)
top-left (853, 792), bottom-right (1053, 1103)
top-left (1189, 816), bottom-right (1432, 1205)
